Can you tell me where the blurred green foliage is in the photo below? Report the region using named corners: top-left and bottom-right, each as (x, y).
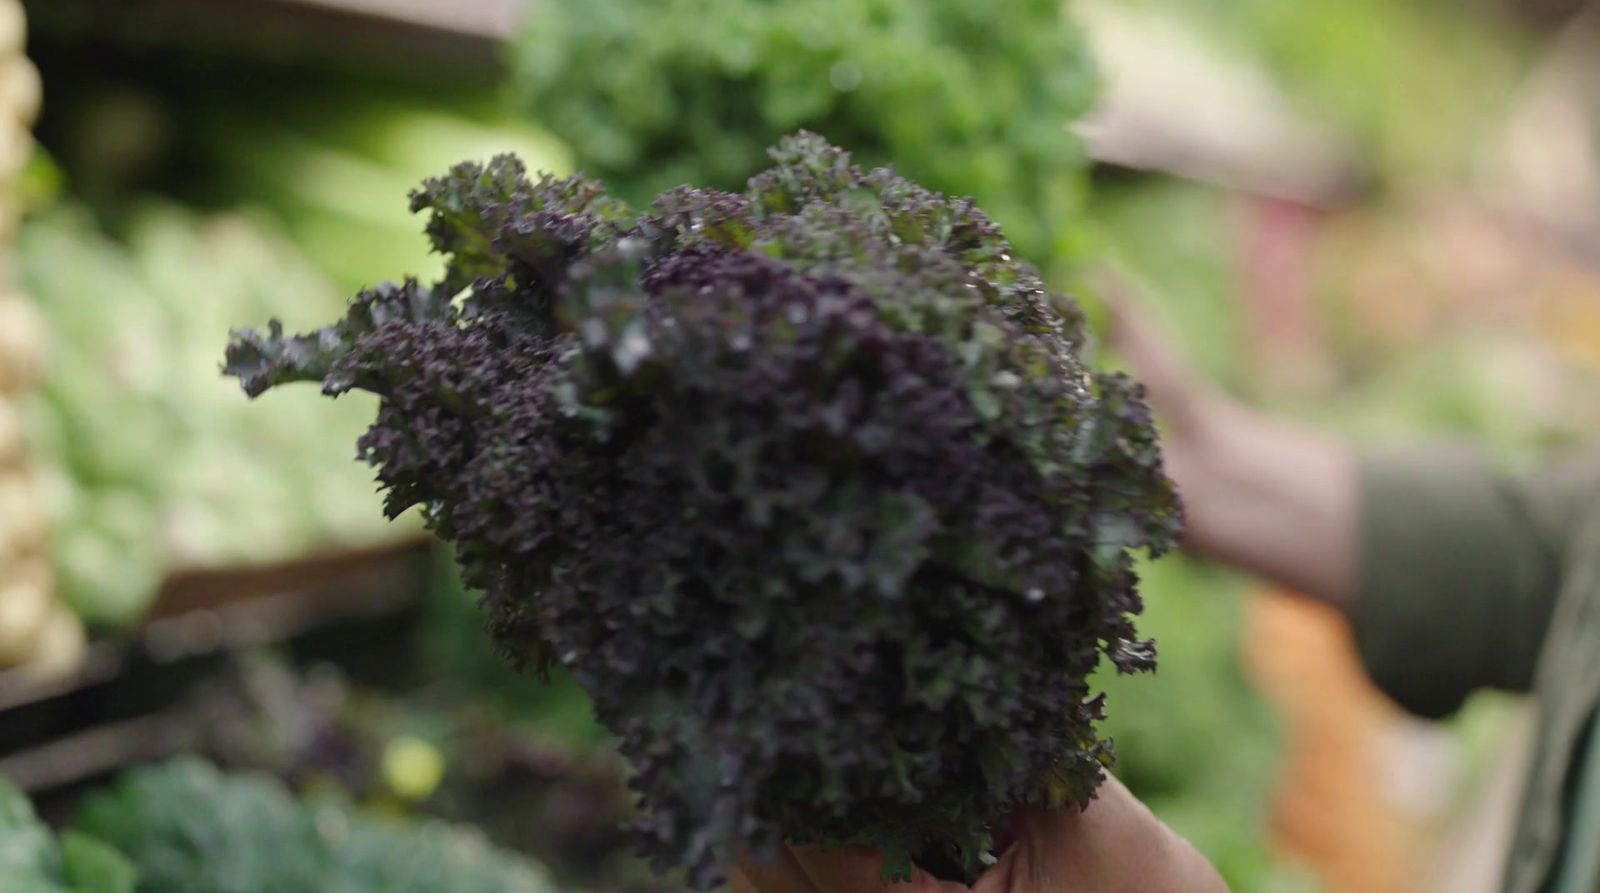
top-left (73, 759), bottom-right (557, 893)
top-left (1087, 180), bottom-right (1248, 390)
top-left (511, 0), bottom-right (1096, 269)
top-left (1123, 0), bottom-right (1528, 183)
top-left (197, 98), bottom-right (570, 292)
top-left (0, 777), bottom-right (137, 893)
top-left (16, 202), bottom-right (404, 624)
top-left (1089, 174), bottom-right (1597, 455)
top-left (417, 551), bottom-right (609, 750)
top-left (17, 91), bottom-right (567, 625)
top-left (185, 651), bottom-right (650, 892)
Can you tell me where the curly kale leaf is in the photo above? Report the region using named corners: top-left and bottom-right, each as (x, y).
top-left (225, 133), bottom-right (1182, 888)
top-left (411, 154), bottom-right (636, 300)
top-left (222, 279), bottom-right (453, 397)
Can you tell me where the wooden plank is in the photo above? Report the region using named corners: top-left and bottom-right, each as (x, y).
top-left (146, 535), bottom-right (432, 620)
top-left (0, 539), bottom-right (433, 767)
top-left (23, 0), bottom-right (520, 75)
top-left (271, 0), bottom-right (523, 40)
top-left (0, 711), bottom-right (194, 793)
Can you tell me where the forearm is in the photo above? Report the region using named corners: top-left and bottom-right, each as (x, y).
top-left (1169, 396), bottom-right (1358, 611)
top-left (1099, 275), bottom-right (1360, 609)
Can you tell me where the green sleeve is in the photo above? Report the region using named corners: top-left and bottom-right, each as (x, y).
top-left (1351, 446), bottom-right (1599, 720)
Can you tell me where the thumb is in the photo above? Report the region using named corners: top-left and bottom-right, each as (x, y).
top-left (984, 776), bottom-right (1229, 893)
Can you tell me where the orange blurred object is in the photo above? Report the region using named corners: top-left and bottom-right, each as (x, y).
top-left (1538, 277), bottom-right (1600, 369)
top-left (1242, 589), bottom-right (1435, 893)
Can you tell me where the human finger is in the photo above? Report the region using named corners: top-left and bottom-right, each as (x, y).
top-left (788, 843), bottom-right (961, 893)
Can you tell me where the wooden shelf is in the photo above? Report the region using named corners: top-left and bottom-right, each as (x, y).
top-left (22, 0), bottom-right (529, 77)
top-left (0, 537), bottom-right (435, 797)
top-left (270, 0), bottom-right (522, 40)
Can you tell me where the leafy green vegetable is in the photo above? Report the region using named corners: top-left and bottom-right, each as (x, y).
top-left (56, 834), bottom-right (138, 893)
top-left (511, 0), bottom-right (1095, 269)
top-left (0, 777), bottom-right (137, 893)
top-left (0, 777), bottom-right (62, 887)
top-left (226, 134), bottom-right (1180, 886)
top-left (73, 759), bottom-right (555, 893)
top-left (15, 203), bottom-right (412, 624)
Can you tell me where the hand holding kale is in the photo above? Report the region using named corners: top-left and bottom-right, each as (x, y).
top-left (734, 773), bottom-right (1228, 893)
top-left (225, 134), bottom-right (1181, 888)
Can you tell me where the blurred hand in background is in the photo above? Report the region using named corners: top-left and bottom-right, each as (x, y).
top-left (1097, 269), bottom-right (1360, 611)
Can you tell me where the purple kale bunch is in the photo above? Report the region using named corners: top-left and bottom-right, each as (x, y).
top-left (224, 134), bottom-right (1181, 887)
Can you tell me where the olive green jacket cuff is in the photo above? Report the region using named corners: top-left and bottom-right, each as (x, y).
top-left (1350, 446), bottom-right (1574, 720)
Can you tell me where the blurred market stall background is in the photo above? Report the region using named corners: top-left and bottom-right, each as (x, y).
top-left (5, 1), bottom-right (1600, 891)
